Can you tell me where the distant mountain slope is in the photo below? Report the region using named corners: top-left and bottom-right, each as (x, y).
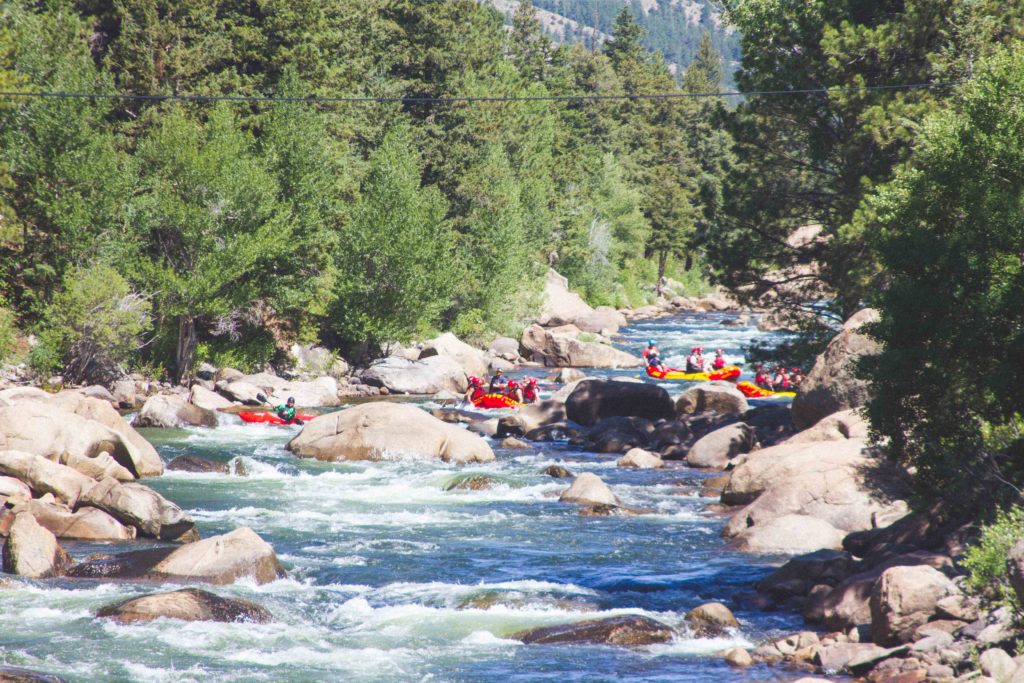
top-left (487, 0), bottom-right (740, 83)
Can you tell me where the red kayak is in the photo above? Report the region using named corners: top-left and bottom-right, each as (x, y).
top-left (238, 411), bottom-right (318, 425)
top-left (471, 393), bottom-right (522, 409)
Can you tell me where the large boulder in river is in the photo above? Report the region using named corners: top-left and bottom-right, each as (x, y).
top-left (5, 498), bottom-right (136, 541)
top-left (721, 440), bottom-right (911, 552)
top-left (733, 514), bottom-right (847, 554)
top-left (287, 403), bottom-right (495, 464)
top-left (686, 423), bottom-right (755, 469)
top-left (360, 356), bottom-right (468, 394)
top-left (520, 324), bottom-right (640, 368)
top-left (515, 615), bottom-right (675, 646)
top-left (785, 409), bottom-right (868, 444)
top-left (2, 512), bottom-right (72, 578)
top-left (133, 394), bottom-right (217, 428)
top-left (189, 385), bottom-right (234, 412)
top-left (98, 588), bottom-right (272, 624)
top-left (497, 399), bottom-right (567, 438)
top-left (559, 473), bottom-right (620, 507)
top-left (82, 477), bottom-right (196, 541)
top-left (419, 333), bottom-right (489, 378)
top-left (675, 383), bottom-right (748, 416)
top-left (240, 373), bottom-right (342, 407)
top-left (70, 527), bottom-right (285, 585)
top-left (791, 309), bottom-right (880, 430)
top-left (0, 450), bottom-right (99, 507)
top-left (565, 380), bottom-right (674, 426)
top-left (0, 394), bottom-right (162, 478)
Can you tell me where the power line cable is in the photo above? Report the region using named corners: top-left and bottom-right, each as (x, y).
top-left (0, 80), bottom-right (962, 105)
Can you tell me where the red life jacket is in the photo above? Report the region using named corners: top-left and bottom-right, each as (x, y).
top-left (755, 372), bottom-right (769, 387)
top-left (471, 386), bottom-right (485, 401)
top-left (713, 357), bottom-right (725, 369)
top-left (523, 385), bottom-right (538, 402)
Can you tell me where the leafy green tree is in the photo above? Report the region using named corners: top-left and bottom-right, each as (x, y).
top-left (129, 105), bottom-right (288, 382)
top-left (715, 0), bottom-right (1024, 323)
top-left (330, 123), bottom-right (455, 356)
top-left (863, 46), bottom-right (1024, 504)
top-left (35, 265), bottom-right (151, 384)
top-left (0, 5), bottom-right (131, 318)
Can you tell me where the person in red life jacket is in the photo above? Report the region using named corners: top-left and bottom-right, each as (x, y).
top-left (753, 363), bottom-right (771, 389)
top-left (686, 347), bottom-right (705, 373)
top-left (464, 376), bottom-right (486, 404)
top-left (712, 348), bottom-right (726, 370)
top-left (642, 339), bottom-right (667, 373)
top-left (506, 379), bottom-right (524, 403)
top-left (522, 377), bottom-right (540, 404)
top-left (489, 369), bottom-right (508, 394)
top-left (789, 367), bottom-right (803, 389)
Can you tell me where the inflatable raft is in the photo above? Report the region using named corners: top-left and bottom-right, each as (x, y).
top-left (645, 365), bottom-right (742, 381)
top-left (238, 411), bottom-right (319, 425)
top-left (735, 381), bottom-right (797, 399)
top-left (471, 393), bottom-right (522, 409)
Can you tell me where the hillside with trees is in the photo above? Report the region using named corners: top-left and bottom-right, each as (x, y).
top-left (0, 1), bottom-right (725, 382)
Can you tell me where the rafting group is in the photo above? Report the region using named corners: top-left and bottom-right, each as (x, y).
top-left (640, 339), bottom-right (802, 398)
top-left (464, 369), bottom-right (539, 409)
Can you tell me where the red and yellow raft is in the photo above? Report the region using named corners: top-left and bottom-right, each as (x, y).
top-left (239, 411), bottom-right (319, 425)
top-left (645, 365), bottom-right (742, 381)
top-left (471, 393), bottom-right (522, 410)
top-left (735, 381), bottom-right (797, 399)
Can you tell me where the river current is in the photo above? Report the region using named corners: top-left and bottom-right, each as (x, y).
top-left (0, 313), bottom-right (833, 682)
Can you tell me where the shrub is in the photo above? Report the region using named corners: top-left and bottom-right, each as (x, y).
top-left (0, 305), bottom-right (20, 363)
top-left (962, 506), bottom-right (1024, 612)
top-left (39, 265), bottom-right (151, 384)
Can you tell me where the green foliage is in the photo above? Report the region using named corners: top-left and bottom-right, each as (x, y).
top-left (37, 265), bottom-right (151, 384)
top-left (963, 506), bottom-right (1024, 611)
top-left (194, 332), bottom-right (277, 375)
top-left (862, 46), bottom-right (1024, 503)
top-left (330, 123), bottom-right (455, 355)
top-left (714, 0), bottom-right (1024, 324)
top-left (0, 305), bottom-right (20, 363)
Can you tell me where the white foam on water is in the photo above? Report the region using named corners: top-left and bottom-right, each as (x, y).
top-left (646, 632), bottom-right (754, 656)
top-left (460, 630), bottom-right (521, 647)
top-left (222, 645), bottom-right (415, 675)
top-left (121, 662), bottom-right (212, 683)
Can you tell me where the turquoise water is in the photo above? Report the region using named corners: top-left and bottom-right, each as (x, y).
top-left (0, 314), bottom-right (826, 682)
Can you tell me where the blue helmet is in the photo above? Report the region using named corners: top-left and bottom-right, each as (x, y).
top-left (647, 339), bottom-right (656, 346)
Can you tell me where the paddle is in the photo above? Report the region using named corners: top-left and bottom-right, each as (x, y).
top-left (255, 392), bottom-right (303, 425)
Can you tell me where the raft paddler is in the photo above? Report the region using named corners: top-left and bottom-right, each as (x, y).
top-left (685, 347), bottom-right (705, 373)
top-left (489, 369), bottom-right (508, 393)
top-left (522, 377), bottom-right (539, 404)
top-left (642, 339), bottom-right (667, 373)
top-left (506, 379), bottom-right (524, 403)
top-left (464, 376), bottom-right (486, 404)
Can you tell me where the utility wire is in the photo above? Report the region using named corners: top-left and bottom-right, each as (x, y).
top-left (0, 80), bottom-right (961, 105)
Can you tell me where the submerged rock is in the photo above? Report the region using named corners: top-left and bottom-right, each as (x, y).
top-left (541, 465), bottom-right (573, 478)
top-left (514, 614), bottom-right (675, 646)
top-left (97, 588), bottom-right (272, 624)
top-left (0, 666), bottom-right (68, 683)
top-left (443, 475), bottom-right (497, 491)
top-left (167, 456), bottom-right (229, 474)
top-left (685, 602), bottom-right (740, 636)
top-left (287, 403), bottom-right (495, 464)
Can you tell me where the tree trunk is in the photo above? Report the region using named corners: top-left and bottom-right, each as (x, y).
top-left (174, 315), bottom-right (197, 385)
top-left (656, 249), bottom-right (668, 297)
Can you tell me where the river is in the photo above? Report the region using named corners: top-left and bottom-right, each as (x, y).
top-left (0, 313), bottom-right (833, 682)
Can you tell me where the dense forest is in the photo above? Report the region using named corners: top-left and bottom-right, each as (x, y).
top-left (4, 0), bottom-right (1024, 511)
top-left (0, 0), bottom-right (725, 383)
